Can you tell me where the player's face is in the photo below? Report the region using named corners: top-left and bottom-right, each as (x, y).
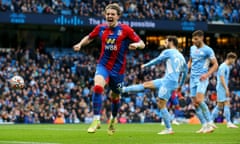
top-left (164, 39), bottom-right (170, 48)
top-left (105, 9), bottom-right (120, 28)
top-left (229, 58), bottom-right (236, 65)
top-left (192, 36), bottom-right (203, 48)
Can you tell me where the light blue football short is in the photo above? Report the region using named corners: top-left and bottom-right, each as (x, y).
top-left (190, 77), bottom-right (209, 97)
top-left (153, 78), bottom-right (178, 101)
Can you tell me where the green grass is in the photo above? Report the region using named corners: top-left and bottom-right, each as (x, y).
top-left (0, 123), bottom-right (239, 144)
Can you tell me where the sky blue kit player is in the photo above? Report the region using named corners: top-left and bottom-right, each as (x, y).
top-left (217, 63), bottom-right (230, 102)
top-left (140, 36), bottom-right (188, 135)
top-left (211, 52), bottom-right (238, 128)
top-left (188, 30), bottom-right (218, 133)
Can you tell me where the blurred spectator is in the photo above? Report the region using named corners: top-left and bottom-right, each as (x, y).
top-left (0, 45), bottom-right (239, 124)
top-left (0, 0), bottom-right (239, 23)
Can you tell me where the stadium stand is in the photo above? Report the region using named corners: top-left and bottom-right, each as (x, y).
top-left (0, 0), bottom-right (239, 125)
top-left (0, 0), bottom-right (239, 23)
top-left (0, 47), bottom-right (239, 124)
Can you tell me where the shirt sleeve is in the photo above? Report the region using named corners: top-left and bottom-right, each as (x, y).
top-left (144, 50), bottom-right (168, 67)
top-left (207, 48), bottom-right (216, 59)
top-left (219, 66), bottom-right (226, 77)
top-left (89, 25), bottom-right (101, 39)
top-left (190, 46), bottom-right (193, 59)
top-left (125, 25), bottom-right (140, 42)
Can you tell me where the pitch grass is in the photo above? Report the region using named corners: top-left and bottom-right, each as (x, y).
top-left (0, 123), bottom-right (239, 144)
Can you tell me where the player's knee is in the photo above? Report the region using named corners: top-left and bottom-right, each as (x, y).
top-left (110, 93), bottom-right (120, 104)
top-left (158, 99), bottom-right (167, 109)
top-left (224, 101), bottom-right (230, 106)
top-left (193, 100), bottom-right (199, 107)
top-left (217, 102), bottom-right (225, 108)
top-left (94, 85), bottom-right (104, 94)
top-left (194, 103), bottom-right (199, 108)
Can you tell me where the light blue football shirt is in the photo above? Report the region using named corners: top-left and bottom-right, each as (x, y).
top-left (216, 62), bottom-right (230, 89)
top-left (190, 45), bottom-right (215, 77)
top-left (144, 48), bottom-right (188, 86)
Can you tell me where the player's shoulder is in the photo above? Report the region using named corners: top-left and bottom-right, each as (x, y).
top-left (190, 45), bottom-right (196, 48)
top-left (203, 44), bottom-right (213, 51)
top-left (219, 63), bottom-right (224, 68)
top-left (162, 48), bottom-right (171, 54)
top-left (221, 62), bottom-right (228, 68)
top-left (219, 63), bottom-right (227, 70)
top-left (190, 45), bottom-right (197, 50)
top-left (162, 48), bottom-right (176, 56)
top-left (167, 48), bottom-right (179, 54)
top-left (95, 23), bottom-right (108, 29)
top-left (119, 23), bottom-right (132, 30)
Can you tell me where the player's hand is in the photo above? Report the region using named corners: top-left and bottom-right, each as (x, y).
top-left (140, 64), bottom-right (145, 69)
top-left (128, 43), bottom-right (138, 50)
top-left (226, 88), bottom-right (230, 97)
top-left (200, 73), bottom-right (208, 81)
top-left (73, 43), bottom-right (81, 51)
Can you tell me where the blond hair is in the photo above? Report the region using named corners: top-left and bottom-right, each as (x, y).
top-left (105, 3), bottom-right (122, 16)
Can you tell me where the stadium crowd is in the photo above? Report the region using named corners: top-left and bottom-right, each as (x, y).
top-left (0, 46), bottom-right (239, 124)
top-left (0, 0), bottom-right (239, 23)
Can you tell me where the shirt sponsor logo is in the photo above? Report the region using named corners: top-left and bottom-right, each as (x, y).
top-left (105, 38), bottom-right (117, 51)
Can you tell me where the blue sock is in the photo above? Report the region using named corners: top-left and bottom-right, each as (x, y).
top-left (224, 105), bottom-right (231, 123)
top-left (160, 108), bottom-right (171, 129)
top-left (124, 84), bottom-right (144, 93)
top-left (93, 86), bottom-right (103, 115)
top-left (199, 102), bottom-right (211, 123)
top-left (195, 106), bottom-right (206, 124)
top-left (93, 93), bottom-right (102, 115)
top-left (211, 106), bottom-right (220, 122)
top-left (111, 99), bottom-right (120, 118)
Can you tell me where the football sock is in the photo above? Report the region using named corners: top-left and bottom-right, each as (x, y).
top-left (199, 101), bottom-right (211, 123)
top-left (111, 98), bottom-right (120, 118)
top-left (160, 108), bottom-right (171, 129)
top-left (195, 106), bottom-right (206, 125)
top-left (123, 84), bottom-right (144, 93)
top-left (92, 85), bottom-right (103, 116)
top-left (211, 105), bottom-right (220, 121)
top-left (224, 105), bottom-right (231, 123)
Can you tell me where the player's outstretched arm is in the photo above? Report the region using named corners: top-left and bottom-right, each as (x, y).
top-left (143, 51), bottom-right (167, 68)
top-left (128, 40), bottom-right (145, 50)
top-left (73, 35), bottom-right (93, 51)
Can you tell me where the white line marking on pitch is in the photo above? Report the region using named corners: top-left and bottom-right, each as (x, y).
top-left (0, 141), bottom-right (60, 144)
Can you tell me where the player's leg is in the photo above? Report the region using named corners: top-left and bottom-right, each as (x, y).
top-left (224, 101), bottom-right (238, 128)
top-left (212, 89), bottom-right (225, 123)
top-left (158, 98), bottom-right (174, 135)
top-left (107, 74), bottom-right (124, 135)
top-left (121, 78), bottom-right (161, 93)
top-left (107, 91), bottom-right (120, 135)
top-left (190, 78), bottom-right (207, 133)
top-left (192, 97), bottom-right (208, 133)
top-left (167, 91), bottom-right (180, 125)
top-left (157, 80), bottom-right (175, 135)
top-left (88, 65), bottom-right (108, 133)
top-left (211, 102), bottom-right (224, 123)
top-left (121, 80), bottom-right (151, 93)
top-left (196, 79), bottom-right (216, 133)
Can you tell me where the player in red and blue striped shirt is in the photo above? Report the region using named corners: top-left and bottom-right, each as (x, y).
top-left (73, 3), bottom-right (145, 135)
